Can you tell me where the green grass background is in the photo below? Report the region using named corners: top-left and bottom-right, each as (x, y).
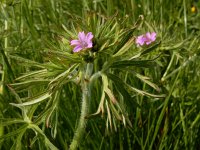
top-left (1, 0), bottom-right (200, 149)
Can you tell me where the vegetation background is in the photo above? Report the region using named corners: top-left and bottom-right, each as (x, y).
top-left (0, 0), bottom-right (200, 149)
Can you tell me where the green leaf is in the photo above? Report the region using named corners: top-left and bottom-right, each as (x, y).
top-left (9, 55), bottom-right (44, 68)
top-left (113, 29), bottom-right (136, 57)
top-left (10, 128), bottom-right (27, 150)
top-left (109, 101), bottom-right (122, 121)
top-left (113, 15), bottom-right (143, 55)
top-left (34, 107), bottom-right (53, 125)
top-left (113, 37), bottom-right (135, 57)
top-left (0, 124), bottom-right (28, 140)
top-left (110, 59), bottom-right (155, 68)
top-left (140, 40), bottom-right (161, 56)
top-left (0, 118), bottom-right (25, 126)
top-left (128, 85), bottom-right (165, 98)
top-left (135, 73), bottom-right (160, 91)
top-left (15, 69), bottom-right (48, 81)
top-left (10, 92), bottom-right (51, 107)
top-left (106, 73), bottom-right (140, 108)
top-left (10, 80), bottom-right (49, 93)
top-left (0, 43), bottom-right (15, 80)
top-left (107, 73), bottom-right (165, 98)
top-left (29, 124), bottom-right (58, 150)
top-left (45, 50), bottom-right (82, 63)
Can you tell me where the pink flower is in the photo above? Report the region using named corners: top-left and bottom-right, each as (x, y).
top-left (70, 31), bottom-right (94, 53)
top-left (136, 32), bottom-right (156, 46)
top-left (136, 35), bottom-right (146, 46)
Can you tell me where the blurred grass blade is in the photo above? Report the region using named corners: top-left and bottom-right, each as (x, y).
top-left (0, 43), bottom-right (15, 80)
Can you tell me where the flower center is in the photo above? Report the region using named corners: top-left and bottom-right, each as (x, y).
top-left (80, 40), bottom-right (88, 48)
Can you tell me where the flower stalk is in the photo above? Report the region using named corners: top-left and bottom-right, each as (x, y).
top-left (69, 63), bottom-right (93, 150)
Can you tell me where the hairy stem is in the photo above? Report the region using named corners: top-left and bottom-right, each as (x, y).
top-left (69, 63), bottom-right (93, 150)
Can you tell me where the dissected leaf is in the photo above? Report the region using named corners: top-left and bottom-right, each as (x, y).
top-left (10, 92), bottom-right (51, 107)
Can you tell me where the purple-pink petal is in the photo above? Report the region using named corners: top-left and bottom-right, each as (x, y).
top-left (87, 42), bottom-right (93, 48)
top-left (86, 32), bottom-right (94, 40)
top-left (145, 32), bottom-right (151, 39)
top-left (136, 35), bottom-right (146, 46)
top-left (70, 31), bottom-right (94, 53)
top-left (70, 40), bottom-right (80, 46)
top-left (136, 32), bottom-right (157, 46)
top-left (78, 32), bottom-right (86, 42)
top-left (73, 45), bottom-right (83, 52)
top-left (150, 32), bottom-right (156, 41)
top-left (145, 41), bottom-right (152, 45)
top-left (146, 32), bottom-right (156, 41)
